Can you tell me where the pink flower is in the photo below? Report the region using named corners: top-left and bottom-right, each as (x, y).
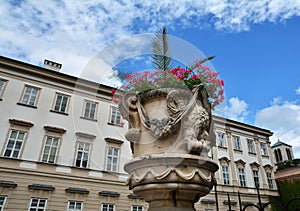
top-left (191, 74), bottom-right (199, 80)
top-left (111, 88), bottom-right (116, 95)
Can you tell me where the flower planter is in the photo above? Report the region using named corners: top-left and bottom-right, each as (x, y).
top-left (119, 86), bottom-right (218, 210)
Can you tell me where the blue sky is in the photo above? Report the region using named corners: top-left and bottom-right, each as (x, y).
top-left (1, 0), bottom-right (300, 157)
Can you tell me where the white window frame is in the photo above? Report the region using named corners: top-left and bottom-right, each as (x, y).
top-left (0, 196), bottom-right (7, 211)
top-left (260, 142), bottom-right (268, 156)
top-left (217, 132), bottom-right (226, 148)
top-left (109, 106), bottom-right (123, 126)
top-left (101, 203), bottom-right (115, 211)
top-left (237, 167), bottom-right (246, 187)
top-left (20, 85), bottom-right (40, 106)
top-left (131, 205), bottom-right (144, 211)
top-left (222, 165), bottom-right (230, 185)
top-left (253, 170), bottom-right (260, 188)
top-left (83, 100), bottom-right (97, 120)
top-left (53, 93), bottom-right (70, 113)
top-left (28, 198), bottom-right (47, 211)
top-left (233, 135), bottom-right (241, 151)
top-left (75, 142), bottom-right (91, 168)
top-left (247, 139), bottom-right (255, 153)
top-left (3, 129), bottom-right (26, 159)
top-left (266, 172), bottom-right (274, 190)
top-left (106, 147), bottom-right (120, 172)
top-left (67, 201), bottom-right (83, 211)
top-left (41, 136), bottom-right (60, 164)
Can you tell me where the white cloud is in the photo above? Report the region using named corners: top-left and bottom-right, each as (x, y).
top-left (1, 0), bottom-right (300, 76)
top-left (255, 99), bottom-right (300, 158)
top-left (296, 86), bottom-right (300, 95)
top-left (214, 97), bottom-right (249, 122)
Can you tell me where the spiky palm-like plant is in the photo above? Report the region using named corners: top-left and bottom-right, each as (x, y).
top-left (151, 26), bottom-right (171, 71)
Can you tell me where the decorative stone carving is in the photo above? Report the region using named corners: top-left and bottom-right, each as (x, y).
top-left (119, 85), bottom-right (218, 211)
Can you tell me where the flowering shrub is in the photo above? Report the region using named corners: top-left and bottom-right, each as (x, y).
top-left (112, 60), bottom-right (224, 109)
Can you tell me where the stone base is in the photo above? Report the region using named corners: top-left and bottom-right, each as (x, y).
top-left (134, 183), bottom-right (210, 211)
top-left (124, 153), bottom-right (218, 210)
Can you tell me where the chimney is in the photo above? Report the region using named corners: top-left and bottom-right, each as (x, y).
top-left (44, 59), bottom-right (62, 71)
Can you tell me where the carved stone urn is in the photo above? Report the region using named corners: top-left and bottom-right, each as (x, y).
top-left (119, 85), bottom-right (218, 211)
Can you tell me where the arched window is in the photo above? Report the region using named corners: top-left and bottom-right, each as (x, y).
top-left (274, 149), bottom-right (279, 163)
top-left (286, 148), bottom-right (292, 161)
top-left (278, 149), bottom-right (282, 162)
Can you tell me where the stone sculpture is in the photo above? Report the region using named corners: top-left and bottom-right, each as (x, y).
top-left (119, 85), bottom-right (218, 211)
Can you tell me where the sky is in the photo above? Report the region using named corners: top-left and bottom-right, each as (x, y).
top-left (1, 0), bottom-right (300, 158)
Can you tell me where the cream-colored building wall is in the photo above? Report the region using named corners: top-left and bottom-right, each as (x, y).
top-left (0, 65), bottom-right (131, 174)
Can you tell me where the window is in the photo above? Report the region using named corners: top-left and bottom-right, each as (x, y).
top-left (260, 142), bottom-right (267, 156)
top-left (266, 172), bottom-right (274, 190)
top-left (286, 148), bottom-right (292, 160)
top-left (101, 203), bottom-right (114, 211)
top-left (0, 196), bottom-right (7, 211)
top-left (3, 130), bottom-right (26, 158)
top-left (233, 136), bottom-right (241, 151)
top-left (106, 147), bottom-right (120, 172)
top-left (53, 93), bottom-right (69, 113)
top-left (274, 149), bottom-right (283, 163)
top-left (217, 132), bottom-right (226, 147)
top-left (41, 136), bottom-right (60, 163)
top-left (28, 198), bottom-right (47, 211)
top-left (20, 86), bottom-right (40, 106)
top-left (109, 106), bottom-right (123, 126)
top-left (131, 205), bottom-right (143, 211)
top-left (0, 80), bottom-right (5, 93)
top-left (237, 168), bottom-right (246, 187)
top-left (0, 79), bottom-right (8, 99)
top-left (247, 139), bottom-right (255, 153)
top-left (222, 165), bottom-right (230, 185)
top-left (67, 201), bottom-right (83, 211)
top-left (75, 142), bottom-right (90, 168)
top-left (83, 100), bottom-right (97, 119)
top-left (253, 170), bottom-right (260, 188)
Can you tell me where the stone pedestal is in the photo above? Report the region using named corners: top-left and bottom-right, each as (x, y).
top-left (125, 153), bottom-right (218, 210)
top-left (119, 87), bottom-right (219, 210)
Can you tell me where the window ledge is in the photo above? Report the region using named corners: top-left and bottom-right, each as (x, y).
top-left (201, 199), bottom-right (216, 204)
top-left (80, 116), bottom-right (98, 122)
top-left (65, 187), bottom-right (89, 194)
top-left (17, 102), bottom-right (37, 109)
top-left (72, 166), bottom-right (90, 170)
top-left (50, 110), bottom-right (69, 115)
top-left (105, 137), bottom-right (124, 145)
top-left (262, 155), bottom-right (269, 158)
top-left (128, 193), bottom-right (143, 199)
top-left (223, 200), bottom-right (237, 205)
top-left (218, 146), bottom-right (227, 150)
top-left (99, 191), bottom-right (120, 197)
top-left (44, 125), bottom-right (66, 134)
top-left (9, 118), bottom-right (34, 127)
top-left (107, 122), bottom-right (124, 127)
top-left (234, 149), bottom-right (243, 153)
top-left (248, 152), bottom-right (256, 155)
top-left (28, 184), bottom-right (55, 191)
top-left (0, 181), bottom-right (17, 188)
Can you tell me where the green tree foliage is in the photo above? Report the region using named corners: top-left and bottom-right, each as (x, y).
top-left (270, 180), bottom-right (300, 210)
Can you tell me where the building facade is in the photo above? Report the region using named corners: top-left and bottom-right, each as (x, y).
top-left (0, 56), bottom-right (277, 211)
top-left (271, 140), bottom-right (300, 182)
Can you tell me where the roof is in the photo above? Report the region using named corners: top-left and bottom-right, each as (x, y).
top-left (271, 140), bottom-right (292, 148)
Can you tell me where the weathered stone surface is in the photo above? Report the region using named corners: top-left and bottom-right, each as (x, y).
top-left (119, 86), bottom-right (218, 210)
